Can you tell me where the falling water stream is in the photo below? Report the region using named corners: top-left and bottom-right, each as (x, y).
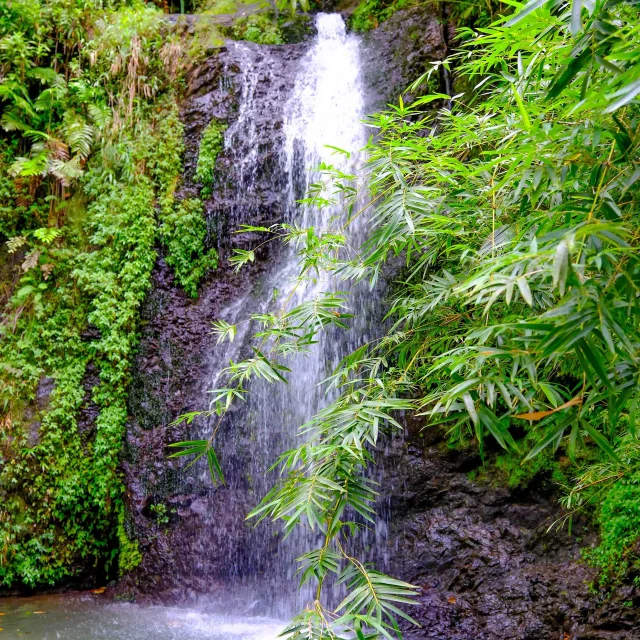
top-left (184, 12), bottom-right (379, 621)
top-left (3, 14), bottom-right (378, 640)
top-left (220, 11), bottom-right (370, 613)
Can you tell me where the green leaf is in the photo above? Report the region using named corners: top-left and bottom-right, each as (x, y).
top-left (547, 48), bottom-right (591, 100)
top-left (570, 0), bottom-right (582, 35)
top-left (603, 78), bottom-right (640, 114)
top-left (479, 405), bottom-right (519, 452)
top-left (463, 393), bottom-right (479, 425)
top-left (212, 319), bottom-right (237, 344)
top-left (517, 277), bottom-right (533, 306)
top-left (552, 240), bottom-right (569, 295)
top-left (207, 447), bottom-right (225, 484)
top-left (229, 249), bottom-right (255, 272)
top-left (511, 84), bottom-right (531, 131)
top-left (505, 0), bottom-right (552, 26)
top-left (579, 420), bottom-right (623, 464)
top-left (523, 413), bottom-right (576, 462)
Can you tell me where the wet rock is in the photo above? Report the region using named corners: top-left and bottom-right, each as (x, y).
top-left (380, 428), bottom-right (640, 639)
top-left (36, 375), bottom-right (54, 407)
top-left (360, 5), bottom-right (448, 110)
top-left (27, 421), bottom-right (40, 446)
top-left (77, 362), bottom-right (101, 440)
top-left (120, 40), bottom-right (306, 597)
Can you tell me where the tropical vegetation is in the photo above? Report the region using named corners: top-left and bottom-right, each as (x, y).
top-left (0, 0), bottom-right (216, 586)
top-left (1, 0), bottom-right (639, 636)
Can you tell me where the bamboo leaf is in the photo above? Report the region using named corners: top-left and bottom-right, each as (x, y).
top-left (523, 414), bottom-right (576, 462)
top-left (207, 447), bottom-right (225, 484)
top-left (580, 420), bottom-right (622, 464)
top-left (517, 277), bottom-right (533, 306)
top-left (505, 0), bottom-right (553, 26)
top-left (570, 0), bottom-right (582, 35)
top-left (552, 240), bottom-right (569, 295)
top-left (511, 84), bottom-right (531, 131)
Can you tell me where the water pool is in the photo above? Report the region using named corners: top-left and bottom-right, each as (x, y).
top-left (0, 594), bottom-right (285, 640)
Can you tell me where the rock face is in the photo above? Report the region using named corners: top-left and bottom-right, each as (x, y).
top-left (122, 40), bottom-right (307, 597)
top-left (360, 5), bottom-right (448, 110)
top-left (381, 421), bottom-right (640, 639)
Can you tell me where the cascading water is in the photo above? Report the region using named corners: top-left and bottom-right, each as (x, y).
top-left (244, 12), bottom-right (370, 613)
top-left (190, 13), bottom-right (381, 618)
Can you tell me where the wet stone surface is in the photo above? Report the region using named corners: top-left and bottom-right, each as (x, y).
top-left (360, 5), bottom-right (448, 110)
top-left (382, 422), bottom-right (640, 639)
top-left (122, 15), bottom-right (451, 598)
top-left (122, 40), bottom-right (306, 599)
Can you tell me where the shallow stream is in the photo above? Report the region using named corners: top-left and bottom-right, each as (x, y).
top-left (0, 594), bottom-right (283, 640)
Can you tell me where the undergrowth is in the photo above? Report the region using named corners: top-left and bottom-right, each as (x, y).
top-left (350, 0), bottom-right (414, 32)
top-left (230, 14), bottom-right (285, 44)
top-left (161, 197), bottom-right (219, 297)
top-left (0, 0), bottom-right (217, 587)
top-left (195, 119), bottom-right (227, 196)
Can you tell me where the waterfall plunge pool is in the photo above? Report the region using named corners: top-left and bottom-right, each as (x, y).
top-left (0, 594), bottom-right (285, 639)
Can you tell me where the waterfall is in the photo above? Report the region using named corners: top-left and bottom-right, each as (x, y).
top-left (243, 13), bottom-right (369, 614)
top-left (179, 13), bottom-right (381, 619)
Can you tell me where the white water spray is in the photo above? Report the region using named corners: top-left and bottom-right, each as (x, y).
top-left (189, 13), bottom-right (375, 620)
top-left (246, 14), bottom-right (369, 612)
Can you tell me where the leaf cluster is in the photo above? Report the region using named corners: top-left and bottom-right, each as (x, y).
top-left (0, 0), bottom-right (193, 587)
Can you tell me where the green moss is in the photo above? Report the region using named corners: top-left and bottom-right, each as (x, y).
top-left (350, 0), bottom-right (414, 32)
top-left (0, 0), bottom-right (203, 588)
top-left (0, 145), bottom-right (22, 239)
top-left (149, 502), bottom-right (172, 525)
top-left (493, 447), bottom-right (569, 489)
top-left (196, 0), bottom-right (271, 14)
top-left (460, 423), bottom-right (572, 505)
top-left (195, 119), bottom-right (227, 196)
top-left (449, 0), bottom-right (499, 29)
top-left (117, 505), bottom-right (142, 577)
top-left (584, 472), bottom-right (640, 584)
top-left (278, 14), bottom-right (314, 43)
top-left (148, 105), bottom-right (219, 298)
top-left (0, 173), bottom-right (159, 586)
top-left (349, 0), bottom-right (496, 34)
top-left (0, 165), bottom-right (162, 586)
top-left (187, 17), bottom-right (226, 62)
top-left (230, 14), bottom-right (284, 45)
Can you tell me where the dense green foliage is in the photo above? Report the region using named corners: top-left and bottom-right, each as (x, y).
top-left (349, 0), bottom-right (499, 34)
top-left (2, 0), bottom-right (638, 626)
top-left (350, 0), bottom-right (413, 32)
top-left (176, 0), bottom-right (640, 636)
top-left (584, 465), bottom-right (640, 582)
top-left (230, 13), bottom-right (285, 44)
top-left (161, 197), bottom-right (218, 296)
top-left (195, 119), bottom-right (227, 193)
top-left (0, 0), bottom-right (218, 586)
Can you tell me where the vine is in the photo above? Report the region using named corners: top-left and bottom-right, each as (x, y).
top-left (194, 118), bottom-right (227, 196)
top-left (160, 197), bottom-right (219, 297)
